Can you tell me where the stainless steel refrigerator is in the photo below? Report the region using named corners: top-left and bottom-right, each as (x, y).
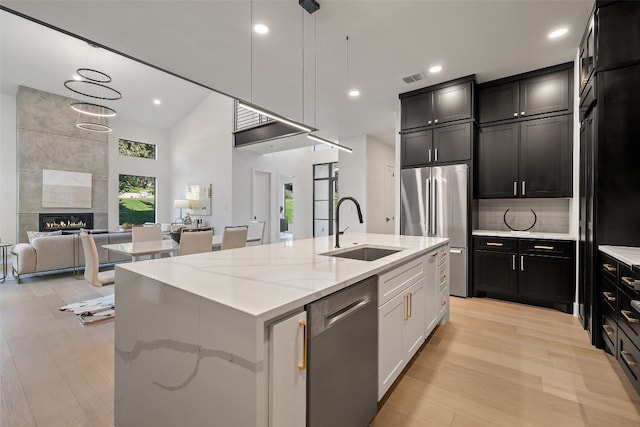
top-left (400, 164), bottom-right (468, 297)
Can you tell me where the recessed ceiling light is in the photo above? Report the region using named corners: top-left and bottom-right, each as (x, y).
top-left (429, 65), bottom-right (442, 73)
top-left (153, 99), bottom-right (162, 105)
top-left (254, 24), bottom-right (269, 35)
top-left (348, 89), bottom-right (360, 97)
top-left (549, 28), bottom-right (568, 39)
top-left (72, 75), bottom-right (82, 81)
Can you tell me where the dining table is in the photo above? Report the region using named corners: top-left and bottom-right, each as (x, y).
top-left (102, 239), bottom-right (180, 260)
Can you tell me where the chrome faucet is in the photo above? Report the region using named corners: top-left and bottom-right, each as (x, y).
top-left (335, 197), bottom-right (364, 248)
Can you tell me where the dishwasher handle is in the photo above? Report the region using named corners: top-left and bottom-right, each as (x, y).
top-left (325, 296), bottom-right (371, 328)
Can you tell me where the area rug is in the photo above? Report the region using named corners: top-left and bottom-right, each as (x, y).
top-left (59, 294), bottom-right (114, 325)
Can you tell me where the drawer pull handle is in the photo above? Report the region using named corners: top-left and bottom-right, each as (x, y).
top-left (602, 324), bottom-right (615, 336)
top-left (603, 263), bottom-right (616, 273)
top-left (486, 242), bottom-right (503, 247)
top-left (534, 245), bottom-right (554, 250)
top-left (441, 274), bottom-right (447, 281)
top-left (622, 276), bottom-right (636, 287)
top-left (621, 310), bottom-right (639, 324)
top-left (430, 253), bottom-right (438, 259)
top-left (441, 300), bottom-right (447, 306)
top-left (621, 350), bottom-right (638, 368)
top-left (602, 291), bottom-right (616, 302)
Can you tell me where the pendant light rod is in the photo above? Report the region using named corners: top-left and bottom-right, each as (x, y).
top-left (307, 134), bottom-right (353, 153)
top-left (237, 100), bottom-right (316, 133)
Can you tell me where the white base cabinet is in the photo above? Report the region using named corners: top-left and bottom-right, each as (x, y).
top-left (378, 244), bottom-right (450, 401)
top-left (269, 311), bottom-right (307, 427)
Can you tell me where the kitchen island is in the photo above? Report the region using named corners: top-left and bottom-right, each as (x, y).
top-left (114, 233), bottom-right (449, 426)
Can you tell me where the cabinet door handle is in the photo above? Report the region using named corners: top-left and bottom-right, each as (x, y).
top-left (428, 148), bottom-right (432, 163)
top-left (404, 294), bottom-right (409, 321)
top-left (621, 310), bottom-right (639, 324)
top-left (409, 292), bottom-right (413, 318)
top-left (522, 181), bottom-right (526, 196)
top-left (435, 148), bottom-right (438, 162)
top-left (299, 320), bottom-right (307, 370)
top-left (603, 263), bottom-right (616, 273)
top-left (621, 350), bottom-right (638, 368)
top-left (533, 245), bottom-right (554, 250)
top-left (520, 255), bottom-right (525, 271)
top-left (486, 242), bottom-right (503, 247)
top-left (621, 277), bottom-right (636, 287)
top-left (602, 324), bottom-right (615, 337)
top-left (513, 181), bottom-right (517, 196)
top-left (602, 291), bottom-right (616, 302)
top-left (512, 254), bottom-right (516, 271)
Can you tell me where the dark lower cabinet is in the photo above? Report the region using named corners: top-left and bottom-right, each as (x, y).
top-left (473, 237), bottom-right (575, 313)
top-left (598, 250), bottom-right (640, 395)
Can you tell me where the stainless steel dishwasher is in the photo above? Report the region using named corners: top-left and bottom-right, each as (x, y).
top-left (306, 276), bottom-right (378, 427)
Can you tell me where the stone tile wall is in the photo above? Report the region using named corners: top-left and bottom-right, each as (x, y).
top-left (17, 86), bottom-right (109, 242)
top-left (477, 198), bottom-right (570, 233)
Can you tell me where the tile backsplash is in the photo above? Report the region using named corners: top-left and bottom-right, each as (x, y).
top-left (477, 198), bottom-right (570, 233)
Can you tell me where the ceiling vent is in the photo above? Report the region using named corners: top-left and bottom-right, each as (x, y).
top-left (402, 72), bottom-right (425, 84)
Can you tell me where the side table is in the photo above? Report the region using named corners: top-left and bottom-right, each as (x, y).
top-left (0, 242), bottom-right (13, 283)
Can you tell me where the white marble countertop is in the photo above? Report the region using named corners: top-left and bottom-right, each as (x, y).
top-left (599, 245), bottom-right (640, 268)
top-left (116, 233), bottom-right (449, 321)
top-left (473, 229), bottom-right (577, 241)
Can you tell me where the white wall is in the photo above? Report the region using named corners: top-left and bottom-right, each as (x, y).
top-left (0, 93), bottom-right (17, 242)
top-left (338, 135), bottom-right (395, 235)
top-left (232, 144), bottom-right (338, 243)
top-left (169, 93), bottom-right (234, 235)
top-left (109, 118), bottom-right (171, 230)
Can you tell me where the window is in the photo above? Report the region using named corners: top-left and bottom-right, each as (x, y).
top-left (118, 138), bottom-right (156, 159)
top-left (313, 162), bottom-right (339, 237)
top-left (119, 174), bottom-right (156, 225)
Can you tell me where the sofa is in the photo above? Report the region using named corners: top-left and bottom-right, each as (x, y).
top-left (11, 231), bottom-right (132, 283)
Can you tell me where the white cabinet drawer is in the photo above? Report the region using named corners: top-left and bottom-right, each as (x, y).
top-left (439, 286), bottom-right (449, 318)
top-left (378, 257), bottom-right (425, 306)
top-left (438, 247), bottom-right (448, 265)
top-left (438, 263), bottom-right (448, 293)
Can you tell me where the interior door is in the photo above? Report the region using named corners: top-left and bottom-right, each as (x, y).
top-left (252, 170), bottom-right (271, 243)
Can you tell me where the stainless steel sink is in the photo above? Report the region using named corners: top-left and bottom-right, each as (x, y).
top-left (320, 245), bottom-right (405, 262)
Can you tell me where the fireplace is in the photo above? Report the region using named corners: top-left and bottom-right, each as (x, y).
top-left (39, 213), bottom-right (94, 232)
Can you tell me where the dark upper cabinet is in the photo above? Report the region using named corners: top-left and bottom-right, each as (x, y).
top-left (401, 93), bottom-right (433, 131)
top-left (478, 67), bottom-right (571, 124)
top-left (432, 82), bottom-right (472, 124)
top-left (433, 122), bottom-right (472, 164)
top-left (401, 130), bottom-right (432, 167)
top-left (476, 116), bottom-right (572, 199)
top-left (519, 115), bottom-right (572, 198)
top-left (597, 1), bottom-right (640, 70)
top-left (401, 122), bottom-right (471, 168)
top-left (477, 124), bottom-right (519, 198)
top-left (579, 14), bottom-right (595, 94)
top-left (478, 82), bottom-right (519, 123)
top-left (519, 70), bottom-right (570, 118)
top-left (400, 78), bottom-right (474, 131)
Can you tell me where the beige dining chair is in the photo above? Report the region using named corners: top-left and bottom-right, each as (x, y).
top-left (132, 225), bottom-right (162, 242)
top-left (179, 229), bottom-right (214, 256)
top-left (80, 233), bottom-right (115, 287)
top-left (247, 220), bottom-right (266, 246)
top-left (221, 226), bottom-right (248, 250)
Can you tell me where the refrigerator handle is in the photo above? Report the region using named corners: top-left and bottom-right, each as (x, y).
top-left (432, 178), bottom-right (438, 236)
top-left (424, 178), bottom-right (431, 235)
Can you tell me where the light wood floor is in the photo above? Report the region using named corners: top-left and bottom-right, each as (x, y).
top-left (2, 274), bottom-right (640, 427)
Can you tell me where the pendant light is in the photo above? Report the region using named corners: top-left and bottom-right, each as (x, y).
top-left (64, 44), bottom-right (121, 132)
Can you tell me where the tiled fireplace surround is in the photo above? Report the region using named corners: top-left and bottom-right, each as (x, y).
top-left (476, 198), bottom-right (570, 234)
